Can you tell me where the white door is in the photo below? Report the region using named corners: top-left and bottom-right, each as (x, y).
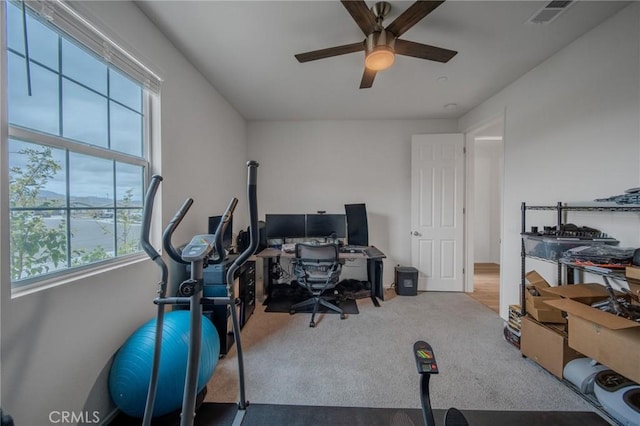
top-left (411, 134), bottom-right (465, 292)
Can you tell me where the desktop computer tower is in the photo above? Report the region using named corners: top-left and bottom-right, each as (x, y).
top-left (395, 266), bottom-right (418, 296)
top-left (345, 203), bottom-right (369, 246)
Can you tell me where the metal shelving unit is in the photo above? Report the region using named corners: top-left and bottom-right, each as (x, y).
top-left (520, 201), bottom-right (640, 316)
top-left (520, 201), bottom-right (640, 424)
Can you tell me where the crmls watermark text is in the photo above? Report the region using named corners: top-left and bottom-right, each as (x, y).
top-left (48, 411), bottom-right (100, 424)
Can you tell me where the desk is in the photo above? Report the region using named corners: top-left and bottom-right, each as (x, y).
top-left (255, 246), bottom-right (386, 307)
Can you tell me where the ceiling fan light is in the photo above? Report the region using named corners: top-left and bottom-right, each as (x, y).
top-left (365, 46), bottom-right (395, 71)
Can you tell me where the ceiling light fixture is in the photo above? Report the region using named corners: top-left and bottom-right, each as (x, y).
top-left (365, 46), bottom-right (395, 71)
top-left (365, 30), bottom-right (395, 71)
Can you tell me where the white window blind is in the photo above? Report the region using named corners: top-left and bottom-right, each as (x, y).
top-left (24, 0), bottom-right (162, 93)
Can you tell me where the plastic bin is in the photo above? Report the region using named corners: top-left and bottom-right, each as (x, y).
top-left (522, 234), bottom-right (619, 261)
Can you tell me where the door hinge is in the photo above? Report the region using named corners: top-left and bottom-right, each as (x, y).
top-left (463, 147), bottom-right (466, 154)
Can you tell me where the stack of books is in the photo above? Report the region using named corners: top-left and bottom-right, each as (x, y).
top-left (503, 305), bottom-right (523, 348)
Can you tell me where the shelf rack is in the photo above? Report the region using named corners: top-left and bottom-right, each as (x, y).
top-left (520, 201), bottom-right (640, 315)
top-left (520, 201), bottom-right (640, 424)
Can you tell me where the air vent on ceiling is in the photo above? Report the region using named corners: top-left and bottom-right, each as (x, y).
top-left (527, 1), bottom-right (574, 25)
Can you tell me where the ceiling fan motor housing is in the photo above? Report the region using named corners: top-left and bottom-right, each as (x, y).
top-left (366, 29), bottom-right (395, 52)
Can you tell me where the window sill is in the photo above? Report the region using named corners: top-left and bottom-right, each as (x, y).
top-left (11, 253), bottom-right (148, 299)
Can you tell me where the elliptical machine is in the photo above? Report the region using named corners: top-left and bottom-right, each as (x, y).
top-left (139, 161), bottom-right (259, 426)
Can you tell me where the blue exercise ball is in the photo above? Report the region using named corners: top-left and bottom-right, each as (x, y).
top-left (109, 310), bottom-right (220, 418)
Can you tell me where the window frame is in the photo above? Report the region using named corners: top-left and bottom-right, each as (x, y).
top-left (2, 0), bottom-right (160, 292)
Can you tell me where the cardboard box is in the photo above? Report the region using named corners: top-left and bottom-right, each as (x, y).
top-left (625, 267), bottom-right (640, 298)
top-left (520, 315), bottom-right (582, 379)
top-left (542, 282), bottom-right (620, 305)
top-left (524, 271), bottom-right (566, 323)
top-left (545, 287), bottom-right (640, 384)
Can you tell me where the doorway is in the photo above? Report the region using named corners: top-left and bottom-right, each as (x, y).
top-left (464, 116), bottom-right (504, 314)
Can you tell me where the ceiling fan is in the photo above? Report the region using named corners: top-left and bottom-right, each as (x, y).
top-left (295, 0), bottom-right (457, 89)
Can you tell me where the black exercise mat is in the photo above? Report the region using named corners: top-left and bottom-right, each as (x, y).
top-left (112, 403), bottom-right (608, 425)
top-left (240, 405), bottom-right (608, 426)
top-left (265, 283), bottom-right (359, 314)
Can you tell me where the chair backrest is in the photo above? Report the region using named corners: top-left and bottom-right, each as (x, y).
top-left (295, 243), bottom-right (339, 261)
top-left (294, 243), bottom-right (340, 286)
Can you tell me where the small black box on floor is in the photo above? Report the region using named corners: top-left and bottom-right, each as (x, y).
top-left (395, 266), bottom-right (418, 296)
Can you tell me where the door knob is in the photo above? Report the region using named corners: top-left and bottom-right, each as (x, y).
top-left (413, 231), bottom-right (422, 236)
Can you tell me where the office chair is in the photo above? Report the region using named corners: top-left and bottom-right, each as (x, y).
top-left (290, 243), bottom-right (346, 327)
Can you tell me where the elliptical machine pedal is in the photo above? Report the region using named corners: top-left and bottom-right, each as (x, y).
top-left (444, 408), bottom-right (469, 426)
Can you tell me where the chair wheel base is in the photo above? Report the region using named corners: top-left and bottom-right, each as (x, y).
top-left (289, 309), bottom-right (295, 315)
top-left (340, 314), bottom-right (346, 320)
top-left (309, 321), bottom-right (315, 327)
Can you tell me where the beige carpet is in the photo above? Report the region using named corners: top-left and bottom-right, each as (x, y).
top-left (206, 289), bottom-right (594, 414)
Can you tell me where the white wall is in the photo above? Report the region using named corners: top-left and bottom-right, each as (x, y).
top-left (247, 119), bottom-right (457, 285)
top-left (459, 3), bottom-right (640, 319)
top-left (473, 139), bottom-right (502, 264)
top-left (0, 1), bottom-right (248, 424)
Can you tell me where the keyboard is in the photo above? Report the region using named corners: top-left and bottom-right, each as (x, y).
top-left (340, 245), bottom-right (369, 254)
top-left (282, 243), bottom-right (296, 253)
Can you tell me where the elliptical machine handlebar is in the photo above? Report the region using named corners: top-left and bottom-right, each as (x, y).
top-left (212, 198), bottom-right (239, 264)
top-left (162, 198), bottom-right (194, 265)
top-left (233, 161), bottom-right (260, 266)
top-left (162, 196), bottom-right (238, 266)
top-left (140, 175), bottom-right (168, 295)
top-left (225, 160), bottom-right (259, 412)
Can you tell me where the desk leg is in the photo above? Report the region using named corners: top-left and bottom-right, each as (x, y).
top-left (262, 257), bottom-right (272, 305)
top-left (367, 258), bottom-right (382, 307)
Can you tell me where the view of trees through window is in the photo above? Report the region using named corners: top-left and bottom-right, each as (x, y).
top-left (6, 1), bottom-right (148, 286)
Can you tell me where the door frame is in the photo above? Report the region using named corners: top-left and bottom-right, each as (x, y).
top-left (462, 112), bottom-right (506, 293)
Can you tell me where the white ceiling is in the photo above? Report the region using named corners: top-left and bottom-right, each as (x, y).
top-left (135, 1), bottom-right (629, 121)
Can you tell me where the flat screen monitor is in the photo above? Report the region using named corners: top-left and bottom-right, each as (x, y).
top-left (345, 203), bottom-right (369, 246)
top-left (265, 214), bottom-right (306, 239)
top-left (208, 215), bottom-right (233, 250)
top-left (305, 214), bottom-right (346, 238)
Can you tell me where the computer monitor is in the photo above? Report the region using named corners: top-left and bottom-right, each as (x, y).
top-left (305, 214), bottom-right (347, 239)
top-left (208, 215), bottom-right (233, 251)
top-left (265, 214), bottom-right (306, 239)
top-left (345, 203), bottom-right (369, 246)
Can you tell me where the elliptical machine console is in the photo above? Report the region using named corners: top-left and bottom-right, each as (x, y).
top-left (414, 340), bottom-right (469, 426)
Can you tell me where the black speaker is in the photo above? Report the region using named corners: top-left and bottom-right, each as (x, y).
top-left (345, 203), bottom-right (369, 246)
top-left (395, 266), bottom-right (418, 296)
top-left (237, 220), bottom-right (267, 253)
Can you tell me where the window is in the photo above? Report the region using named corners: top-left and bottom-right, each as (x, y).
top-left (4, 0), bottom-right (160, 287)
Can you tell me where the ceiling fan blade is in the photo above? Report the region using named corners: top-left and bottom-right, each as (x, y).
top-left (394, 39), bottom-right (457, 63)
top-left (386, 1), bottom-right (444, 38)
top-left (341, 0), bottom-right (378, 35)
top-left (295, 41), bottom-right (364, 63)
top-left (360, 68), bottom-right (377, 89)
